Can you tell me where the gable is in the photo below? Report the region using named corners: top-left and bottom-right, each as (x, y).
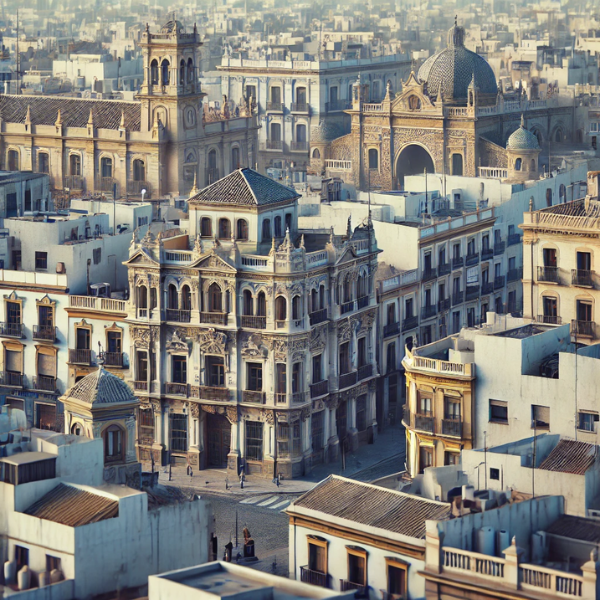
top-left (188, 252), bottom-right (237, 273)
top-left (123, 249), bottom-right (160, 267)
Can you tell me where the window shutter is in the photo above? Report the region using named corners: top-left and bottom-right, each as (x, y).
top-left (5, 349), bottom-right (21, 372)
top-left (37, 353), bottom-right (56, 377)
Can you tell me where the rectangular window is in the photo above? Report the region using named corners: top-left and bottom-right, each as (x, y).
top-left (46, 555), bottom-right (61, 573)
top-left (444, 396), bottom-right (461, 420)
top-left (312, 410), bottom-right (324, 451)
top-left (138, 408), bottom-right (154, 445)
top-left (386, 342), bottom-right (396, 374)
top-left (169, 413), bottom-right (188, 452)
top-left (172, 355), bottom-right (187, 384)
top-left (245, 421), bottom-right (263, 461)
top-left (577, 251), bottom-right (591, 271)
top-left (490, 467), bottom-right (500, 480)
top-left (347, 550), bottom-right (366, 586)
top-left (38, 305), bottom-right (53, 329)
top-left (292, 362), bottom-right (302, 393)
top-left (490, 399), bottom-right (508, 423)
top-left (308, 540), bottom-right (327, 573)
top-left (357, 337), bottom-right (367, 368)
top-left (419, 445), bottom-right (433, 473)
top-left (137, 351), bottom-right (148, 381)
top-left (6, 301), bottom-right (21, 325)
top-left (578, 411), bottom-right (598, 432)
top-left (15, 546), bottom-right (29, 570)
top-left (387, 562), bottom-right (407, 596)
top-left (312, 354), bottom-right (322, 384)
top-left (356, 395), bottom-right (367, 432)
top-left (35, 251), bottom-right (48, 270)
top-left (76, 327), bottom-right (90, 350)
top-left (339, 342), bottom-right (350, 375)
top-left (532, 405), bottom-right (550, 429)
top-left (276, 363), bottom-right (287, 394)
top-left (93, 248), bottom-right (101, 264)
top-left (247, 362), bottom-right (263, 391)
top-left (405, 298), bottom-right (413, 318)
top-left (445, 451), bottom-right (459, 466)
top-left (543, 248), bottom-right (557, 267)
top-left (418, 392), bottom-right (432, 415)
top-left (107, 330), bottom-right (122, 354)
top-left (387, 303), bottom-right (396, 324)
top-left (206, 356), bottom-right (225, 387)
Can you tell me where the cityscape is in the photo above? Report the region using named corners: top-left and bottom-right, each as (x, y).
top-left (0, 0), bottom-right (599, 598)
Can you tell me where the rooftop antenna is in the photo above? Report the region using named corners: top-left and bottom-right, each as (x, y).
top-left (15, 9), bottom-right (19, 95)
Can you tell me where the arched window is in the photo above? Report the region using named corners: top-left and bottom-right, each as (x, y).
top-left (201, 217), bottom-right (212, 237)
top-left (285, 213), bottom-right (292, 233)
top-left (70, 154), bottom-right (81, 176)
top-left (133, 159), bottom-right (145, 182)
top-left (150, 59), bottom-right (159, 85)
top-left (275, 296), bottom-right (287, 322)
top-left (515, 158), bottom-right (522, 171)
top-left (312, 148), bottom-right (321, 159)
top-left (138, 285), bottom-right (148, 308)
top-left (531, 159), bottom-right (536, 172)
top-left (452, 153), bottom-right (463, 176)
top-left (232, 146), bottom-right (240, 170)
top-left (274, 216), bottom-right (282, 237)
top-left (257, 291), bottom-right (266, 317)
top-left (319, 284), bottom-right (326, 310)
top-left (218, 218), bottom-right (231, 239)
top-left (187, 58), bottom-right (194, 83)
top-left (311, 288), bottom-right (318, 312)
top-left (71, 423), bottom-right (83, 436)
top-left (38, 152), bottom-right (49, 174)
top-left (208, 149), bottom-right (217, 169)
top-left (408, 95), bottom-right (421, 110)
top-left (368, 148), bottom-right (378, 169)
top-left (559, 184), bottom-right (566, 203)
top-left (179, 59), bottom-right (185, 84)
top-left (7, 150), bottom-right (19, 172)
top-left (262, 219), bottom-right (271, 241)
top-left (168, 284), bottom-right (178, 309)
top-left (103, 425), bottom-right (124, 464)
top-left (357, 273), bottom-right (367, 299)
top-left (243, 290), bottom-right (253, 315)
top-left (555, 129), bottom-right (562, 143)
top-left (181, 285), bottom-right (191, 311)
top-left (101, 156), bottom-right (113, 178)
top-left (237, 219), bottom-right (248, 241)
top-left (343, 274), bottom-right (352, 303)
top-left (546, 189), bottom-right (553, 207)
top-left (161, 59), bottom-right (170, 85)
top-left (208, 283), bottom-right (222, 312)
top-left (292, 295), bottom-right (301, 321)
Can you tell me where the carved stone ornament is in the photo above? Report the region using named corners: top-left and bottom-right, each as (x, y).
top-left (241, 333), bottom-right (269, 358)
top-left (301, 406), bottom-right (311, 421)
top-left (190, 403), bottom-right (200, 418)
top-left (272, 338), bottom-right (287, 362)
top-left (197, 328), bottom-right (228, 354)
top-left (226, 406), bottom-right (239, 423)
top-left (263, 409), bottom-right (275, 425)
top-left (131, 326), bottom-right (158, 349)
top-left (166, 329), bottom-right (189, 354)
top-left (310, 325), bottom-right (327, 351)
top-left (325, 393), bottom-right (339, 410)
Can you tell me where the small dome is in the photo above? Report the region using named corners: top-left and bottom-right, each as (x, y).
top-left (418, 22), bottom-right (498, 103)
top-left (161, 19), bottom-right (184, 34)
top-left (507, 117), bottom-right (540, 150)
top-left (64, 368), bottom-right (138, 406)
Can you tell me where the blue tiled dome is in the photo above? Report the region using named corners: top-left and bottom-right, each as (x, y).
top-left (507, 120), bottom-right (541, 150)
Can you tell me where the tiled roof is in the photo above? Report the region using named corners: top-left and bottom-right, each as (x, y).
top-left (64, 367), bottom-right (138, 406)
top-left (539, 439), bottom-right (597, 475)
top-left (24, 483), bottom-right (119, 526)
top-left (189, 168), bottom-right (299, 207)
top-left (290, 475), bottom-right (450, 539)
top-left (546, 515), bottom-right (600, 544)
top-left (507, 125), bottom-right (540, 151)
top-left (0, 95), bottom-right (141, 131)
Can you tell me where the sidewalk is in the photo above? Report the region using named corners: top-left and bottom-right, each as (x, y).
top-left (153, 423), bottom-right (405, 497)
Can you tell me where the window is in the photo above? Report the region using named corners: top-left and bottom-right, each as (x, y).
top-left (296, 124), bottom-right (307, 143)
top-left (242, 290), bottom-right (253, 316)
top-left (418, 392), bottom-right (432, 415)
top-left (245, 421), bottom-right (263, 461)
top-left (6, 300), bottom-right (21, 326)
top-left (285, 213), bottom-right (292, 233)
top-left (329, 86), bottom-right (338, 104)
top-left (257, 292), bottom-right (266, 317)
top-left (490, 399), bottom-right (508, 423)
top-left (181, 285), bottom-right (191, 311)
top-left (515, 157), bottom-right (522, 171)
top-left (356, 395), bottom-right (367, 431)
top-left (270, 122), bottom-right (281, 142)
top-left (187, 57), bottom-right (194, 83)
top-left (276, 363), bottom-right (287, 395)
top-left (386, 343), bottom-right (396, 374)
top-left (262, 219), bottom-right (271, 241)
top-left (172, 355), bottom-right (187, 384)
top-left (201, 217), bottom-right (212, 237)
top-left (490, 467), bottom-right (500, 480)
top-left (46, 555), bottom-right (61, 574)
top-left (357, 337), bottom-right (367, 367)
top-left (38, 152), bottom-right (49, 174)
top-left (270, 86), bottom-right (281, 104)
top-left (577, 300), bottom-right (592, 323)
top-left (208, 283), bottom-right (222, 312)
top-left (532, 405), bottom-right (550, 430)
top-left (100, 156), bottom-right (113, 178)
top-left (232, 147), bottom-right (240, 170)
top-left (546, 189), bottom-right (553, 207)
top-left (169, 413), bottom-right (187, 452)
top-left (275, 296), bottom-right (287, 321)
top-left (76, 327), bottom-right (90, 350)
top-left (247, 362), bottom-right (263, 391)
top-left (38, 304), bottom-right (54, 332)
top-left (205, 355), bottom-right (225, 387)
top-left (339, 342), bottom-right (350, 375)
top-left (150, 59), bottom-right (159, 84)
top-left (246, 84), bottom-right (256, 100)
top-left (386, 560), bottom-right (407, 597)
top-left (308, 537), bottom-right (327, 573)
top-left (237, 219), bottom-right (248, 241)
top-left (292, 295), bottom-right (301, 321)
top-left (292, 362), bottom-right (302, 393)
top-left (137, 351), bottom-right (148, 381)
top-left (444, 396), bottom-right (461, 420)
top-left (347, 548), bottom-right (367, 586)
top-left (452, 153), bottom-right (463, 176)
top-left (543, 248), bottom-right (557, 267)
top-left (577, 251), bottom-right (591, 271)
top-left (387, 303), bottom-right (396, 325)
top-left (419, 445), bottom-right (433, 473)
top-left (133, 159), bottom-right (145, 181)
top-left (161, 59), bottom-right (170, 85)
top-left (405, 298), bottom-right (413, 318)
top-left (368, 148), bottom-right (378, 169)
top-left (179, 59), bottom-right (185, 84)
top-left (274, 216), bottom-right (282, 237)
top-left (218, 218), bottom-right (231, 239)
top-left (15, 546), bottom-right (28, 570)
top-left (7, 150), bottom-right (19, 171)
top-left (312, 354), bottom-right (322, 384)
top-left (93, 248), bottom-right (101, 264)
top-left (138, 409), bottom-right (154, 445)
top-left (103, 425), bottom-right (124, 463)
top-left (445, 451), bottom-right (459, 466)
top-left (312, 411), bottom-right (324, 452)
top-left (578, 412), bottom-right (598, 432)
top-left (35, 252), bottom-right (48, 270)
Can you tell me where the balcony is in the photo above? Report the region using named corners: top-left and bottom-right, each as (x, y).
top-left (243, 390), bottom-right (265, 404)
top-left (507, 267), bottom-right (523, 283)
top-left (0, 322), bottom-right (22, 338)
top-left (402, 405), bottom-right (411, 427)
top-left (572, 320), bottom-right (596, 338)
top-left (340, 300), bottom-right (355, 315)
top-left (200, 312), bottom-right (228, 325)
top-left (309, 308), bottom-right (328, 326)
top-left (465, 253), bottom-right (479, 267)
top-left (310, 380), bottom-right (329, 399)
top-left (133, 381), bottom-right (149, 391)
top-left (265, 140), bottom-right (283, 151)
top-left (291, 102), bottom-right (309, 113)
top-left (537, 315), bottom-right (562, 325)
top-left (402, 315), bottom-right (418, 331)
top-left (33, 325), bottom-right (56, 342)
top-left (423, 268), bottom-right (437, 282)
top-left (452, 291), bottom-right (463, 306)
top-left (166, 309), bottom-right (191, 323)
top-left (381, 592), bottom-right (405, 600)
top-left (466, 285), bottom-right (480, 301)
top-left (69, 348), bottom-right (93, 365)
top-left (137, 308), bottom-right (149, 319)
top-left (356, 296), bottom-right (369, 310)
top-left (300, 567), bottom-right (327, 588)
top-left (507, 233), bottom-right (522, 247)
top-left (103, 352), bottom-right (124, 367)
top-left (442, 419), bottom-right (462, 437)
top-left (63, 175), bottom-right (85, 190)
top-left (290, 141), bottom-right (309, 152)
top-left (384, 321), bottom-right (400, 337)
top-left (94, 177), bottom-right (117, 194)
top-left (452, 256), bottom-right (464, 269)
top-left (439, 262), bottom-right (451, 276)
top-left (0, 371), bottom-right (24, 388)
top-left (266, 101), bottom-right (283, 111)
top-left (438, 298), bottom-right (451, 312)
top-left (127, 180), bottom-right (152, 197)
top-left (165, 382), bottom-right (188, 396)
top-left (421, 305), bottom-right (437, 320)
top-left (292, 391), bottom-right (306, 404)
top-left (494, 241), bottom-right (505, 255)
top-left (326, 100), bottom-right (351, 112)
top-left (572, 269), bottom-right (594, 288)
top-left (415, 413), bottom-right (434, 433)
top-left (481, 281), bottom-right (494, 295)
top-left (275, 392), bottom-right (287, 404)
top-left (339, 371), bottom-right (358, 390)
top-left (537, 266), bottom-right (560, 284)
top-left (206, 168), bottom-right (220, 184)
top-left (358, 364), bottom-right (373, 381)
top-left (241, 315), bottom-right (266, 329)
top-left (32, 375), bottom-right (57, 393)
top-left (340, 581), bottom-right (366, 592)
top-left (481, 247), bottom-right (493, 261)
top-left (191, 385), bottom-right (230, 402)
top-left (494, 276), bottom-right (505, 290)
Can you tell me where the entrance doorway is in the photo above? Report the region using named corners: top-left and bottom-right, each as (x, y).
top-left (207, 413), bottom-right (231, 468)
top-left (395, 145), bottom-right (435, 190)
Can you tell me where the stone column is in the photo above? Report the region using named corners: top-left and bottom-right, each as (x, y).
top-left (188, 407), bottom-right (201, 469)
top-left (228, 417), bottom-right (240, 475)
top-left (347, 396), bottom-right (358, 451)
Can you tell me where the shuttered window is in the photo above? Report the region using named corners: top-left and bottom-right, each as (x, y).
top-left (532, 405), bottom-right (550, 429)
top-left (5, 349), bottom-right (22, 373)
top-left (37, 353), bottom-right (56, 377)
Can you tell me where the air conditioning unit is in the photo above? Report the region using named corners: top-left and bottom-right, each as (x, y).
top-left (56, 262), bottom-right (65, 274)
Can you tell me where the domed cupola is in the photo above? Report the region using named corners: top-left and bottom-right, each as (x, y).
top-left (506, 115), bottom-right (541, 183)
top-left (417, 19), bottom-right (498, 106)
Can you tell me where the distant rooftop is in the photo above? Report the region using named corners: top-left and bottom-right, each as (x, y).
top-left (539, 439), bottom-right (597, 475)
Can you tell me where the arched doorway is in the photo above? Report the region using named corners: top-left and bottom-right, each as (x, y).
top-left (206, 412), bottom-right (231, 468)
top-left (396, 145), bottom-right (435, 190)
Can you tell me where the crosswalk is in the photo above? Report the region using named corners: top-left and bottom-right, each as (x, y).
top-left (239, 494), bottom-right (298, 510)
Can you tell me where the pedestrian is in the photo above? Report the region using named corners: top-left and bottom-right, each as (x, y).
top-left (189, 467), bottom-right (193, 479)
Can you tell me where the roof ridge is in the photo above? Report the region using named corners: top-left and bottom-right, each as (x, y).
top-left (0, 94), bottom-right (141, 105)
top-left (241, 168), bottom-right (258, 204)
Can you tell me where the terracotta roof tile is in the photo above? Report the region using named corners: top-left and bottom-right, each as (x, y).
top-left (546, 515), bottom-right (600, 544)
top-left (539, 439), bottom-right (597, 475)
top-left (64, 367), bottom-right (137, 406)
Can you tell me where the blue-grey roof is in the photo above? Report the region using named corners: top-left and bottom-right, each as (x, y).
top-left (507, 125), bottom-right (540, 150)
top-left (65, 367), bottom-right (137, 406)
top-left (189, 168), bottom-right (299, 207)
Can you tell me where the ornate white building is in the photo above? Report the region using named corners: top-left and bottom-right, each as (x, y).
top-left (125, 168), bottom-right (380, 478)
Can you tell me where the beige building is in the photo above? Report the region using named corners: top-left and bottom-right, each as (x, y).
top-left (521, 170), bottom-right (600, 343)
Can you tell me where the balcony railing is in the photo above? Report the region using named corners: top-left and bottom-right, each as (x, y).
top-left (33, 325), bottom-right (56, 341)
top-left (326, 100), bottom-right (351, 112)
top-left (340, 580), bottom-right (366, 592)
top-left (494, 276), bottom-right (505, 290)
top-left (32, 375), bottom-right (57, 393)
top-left (166, 309), bottom-right (191, 323)
top-left (291, 102), bottom-right (309, 113)
top-left (165, 382), bottom-right (188, 396)
top-left (384, 321), bottom-right (400, 337)
top-left (402, 315), bottom-right (418, 331)
top-left (0, 371), bottom-right (24, 387)
top-left (265, 140), bottom-right (283, 150)
top-left (442, 419), bottom-right (462, 437)
top-left (310, 380), bottom-right (329, 398)
top-left (243, 390), bottom-right (265, 404)
top-left (309, 308), bottom-right (328, 326)
top-left (266, 101), bottom-right (283, 111)
top-left (452, 256), bottom-right (464, 269)
top-left (481, 281), bottom-right (494, 295)
top-left (275, 392), bottom-right (287, 404)
top-left (438, 298), bottom-right (451, 312)
top-left (356, 296), bottom-right (369, 309)
top-left (69, 348), bottom-right (92, 365)
top-left (241, 315), bottom-right (266, 329)
top-left (507, 233), bottom-right (522, 246)
top-left (494, 241), bottom-right (505, 255)
top-left (63, 175), bottom-right (85, 190)
top-left (0, 322), bottom-right (22, 338)
top-left (137, 308), bottom-right (149, 319)
top-left (191, 385), bottom-right (230, 402)
top-left (290, 141), bottom-right (309, 152)
top-left (423, 268), bottom-right (437, 282)
top-left (300, 567), bottom-right (327, 588)
top-left (452, 291), bottom-right (463, 306)
top-left (292, 391), bottom-right (306, 404)
top-left (340, 300), bottom-right (355, 314)
top-left (537, 315), bottom-right (561, 325)
top-left (439, 262), bottom-right (451, 276)
top-left (572, 320), bottom-right (596, 338)
top-left (537, 266), bottom-right (560, 283)
top-left (465, 253), bottom-right (479, 267)
top-left (339, 371), bottom-right (358, 389)
top-left (572, 269), bottom-right (594, 287)
top-left (358, 364), bottom-right (373, 381)
top-left (94, 177), bottom-right (117, 193)
top-left (507, 267), bottom-right (523, 283)
top-left (421, 305), bottom-right (437, 320)
top-left (133, 381), bottom-right (148, 391)
top-left (127, 180), bottom-right (152, 197)
top-left (103, 352), bottom-right (124, 367)
top-left (200, 312), bottom-right (228, 325)
top-left (466, 285), bottom-right (480, 301)
top-left (481, 247), bottom-right (493, 261)
top-left (415, 413), bottom-right (434, 433)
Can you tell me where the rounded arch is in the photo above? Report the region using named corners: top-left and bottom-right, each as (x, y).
top-left (187, 57), bottom-right (194, 83)
top-left (242, 288), bottom-right (254, 315)
top-left (231, 145), bottom-right (241, 170)
top-left (200, 216), bottom-right (212, 237)
top-left (150, 59), bottom-right (159, 85)
top-left (71, 422), bottom-right (84, 435)
top-left (292, 294), bottom-right (302, 320)
top-left (102, 423), bottom-right (125, 464)
top-left (167, 282), bottom-right (178, 309)
top-left (181, 284), bottom-right (192, 311)
top-left (153, 105), bottom-right (168, 128)
top-left (208, 282), bottom-right (223, 312)
top-left (218, 217), bottom-right (231, 239)
top-left (6, 147), bottom-right (21, 172)
top-left (395, 144), bottom-right (435, 190)
top-left (261, 218), bottom-right (271, 242)
top-left (546, 188), bottom-right (553, 207)
top-left (275, 295), bottom-right (287, 322)
top-left (256, 290), bottom-right (267, 317)
top-left (236, 218), bottom-right (249, 241)
top-left (179, 59), bottom-right (185, 85)
top-left (312, 148), bottom-right (321, 159)
top-left (161, 58), bottom-right (170, 85)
